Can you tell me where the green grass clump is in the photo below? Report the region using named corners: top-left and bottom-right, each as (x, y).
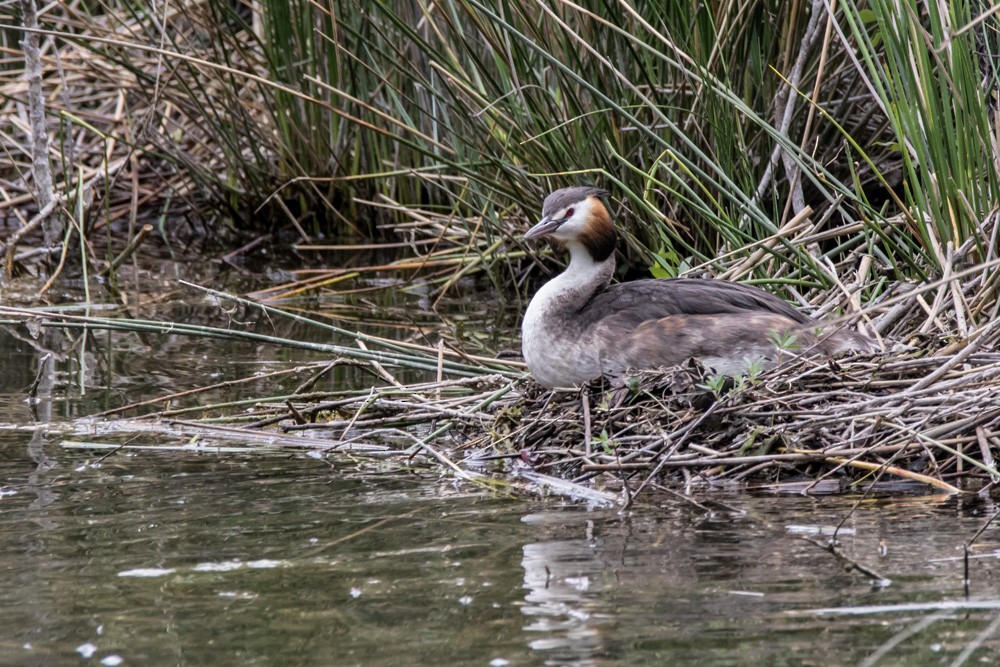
top-left (3, 1), bottom-right (998, 318)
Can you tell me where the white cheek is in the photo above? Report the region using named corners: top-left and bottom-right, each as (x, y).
top-left (551, 210), bottom-right (588, 241)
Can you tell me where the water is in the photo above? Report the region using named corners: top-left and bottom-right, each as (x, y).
top-left (3, 438), bottom-right (999, 665)
top-left (2, 263), bottom-right (1000, 665)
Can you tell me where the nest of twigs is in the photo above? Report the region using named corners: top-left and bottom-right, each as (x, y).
top-left (495, 336), bottom-right (1000, 496)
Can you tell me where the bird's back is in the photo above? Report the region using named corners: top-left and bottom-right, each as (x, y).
top-left (581, 278), bottom-right (873, 379)
top-left (582, 277), bottom-right (814, 329)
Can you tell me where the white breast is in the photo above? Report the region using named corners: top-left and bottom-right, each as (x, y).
top-left (521, 251), bottom-right (612, 387)
top-left (522, 300), bottom-right (603, 387)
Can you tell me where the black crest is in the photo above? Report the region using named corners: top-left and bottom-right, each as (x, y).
top-left (541, 186), bottom-right (609, 219)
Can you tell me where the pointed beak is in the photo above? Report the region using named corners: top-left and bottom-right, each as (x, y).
top-left (524, 216), bottom-right (561, 240)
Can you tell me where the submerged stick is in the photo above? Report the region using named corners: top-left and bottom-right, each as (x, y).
top-left (819, 456), bottom-right (961, 494)
top-left (802, 535), bottom-right (891, 587)
top-left (964, 508), bottom-right (1000, 598)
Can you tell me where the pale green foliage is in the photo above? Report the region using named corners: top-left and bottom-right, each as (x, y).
top-left (702, 373), bottom-right (729, 398)
top-left (624, 374), bottom-right (643, 396)
top-left (51, 0), bottom-right (999, 305)
top-left (732, 357), bottom-right (766, 392)
top-left (767, 329), bottom-right (800, 351)
top-left (594, 429), bottom-right (616, 454)
top-left (704, 355), bottom-right (766, 398)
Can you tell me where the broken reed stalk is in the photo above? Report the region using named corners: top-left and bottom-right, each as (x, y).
top-left (104, 224), bottom-right (154, 275)
top-left (18, 0), bottom-right (61, 249)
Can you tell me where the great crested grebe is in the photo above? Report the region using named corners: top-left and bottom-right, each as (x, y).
top-left (520, 186), bottom-right (874, 387)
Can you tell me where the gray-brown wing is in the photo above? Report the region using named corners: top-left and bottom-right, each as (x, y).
top-left (582, 278), bottom-right (813, 329)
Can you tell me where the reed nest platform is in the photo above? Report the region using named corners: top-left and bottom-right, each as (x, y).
top-left (71, 331), bottom-right (1000, 503)
top-left (495, 343), bottom-right (1000, 497)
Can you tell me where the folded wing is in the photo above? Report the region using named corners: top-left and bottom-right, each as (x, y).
top-left (583, 278), bottom-right (813, 329)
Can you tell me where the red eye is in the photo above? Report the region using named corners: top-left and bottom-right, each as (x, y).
top-left (565, 207), bottom-right (575, 218)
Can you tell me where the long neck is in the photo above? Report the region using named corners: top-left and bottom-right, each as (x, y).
top-left (537, 240), bottom-right (616, 312)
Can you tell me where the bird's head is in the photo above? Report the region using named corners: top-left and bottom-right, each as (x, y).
top-left (524, 186), bottom-right (616, 263)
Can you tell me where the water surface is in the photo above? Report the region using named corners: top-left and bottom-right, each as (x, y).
top-left (3, 437), bottom-right (999, 666)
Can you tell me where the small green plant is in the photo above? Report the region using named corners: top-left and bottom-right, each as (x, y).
top-left (701, 373), bottom-right (728, 398)
top-left (745, 357), bottom-right (765, 383)
top-left (704, 357), bottom-right (765, 397)
top-left (594, 429), bottom-right (616, 454)
top-left (623, 374), bottom-right (643, 397)
top-left (731, 357), bottom-right (766, 393)
top-left (767, 329), bottom-right (800, 351)
top-left (767, 329), bottom-right (802, 364)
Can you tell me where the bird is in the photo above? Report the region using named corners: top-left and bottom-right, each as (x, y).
top-left (520, 186), bottom-right (875, 387)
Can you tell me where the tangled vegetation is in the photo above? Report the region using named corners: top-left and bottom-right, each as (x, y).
top-left (1, 0), bottom-right (999, 499)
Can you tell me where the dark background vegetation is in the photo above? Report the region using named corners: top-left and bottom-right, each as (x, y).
top-left (0, 0), bottom-right (997, 311)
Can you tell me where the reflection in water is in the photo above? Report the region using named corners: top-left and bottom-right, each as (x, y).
top-left (514, 497), bottom-right (1000, 666)
top-left (0, 443), bottom-right (1000, 664)
top-left (522, 537), bottom-right (607, 662)
top-left (26, 428), bottom-right (58, 515)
